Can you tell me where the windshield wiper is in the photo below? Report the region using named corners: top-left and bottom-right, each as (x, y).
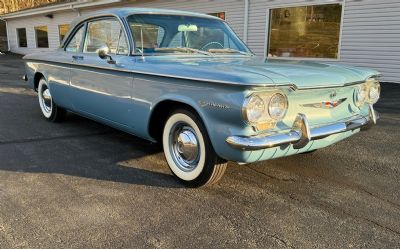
top-left (154, 47), bottom-right (213, 56)
top-left (208, 48), bottom-right (253, 56)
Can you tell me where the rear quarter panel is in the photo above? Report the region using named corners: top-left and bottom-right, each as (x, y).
top-left (24, 51), bottom-right (73, 109)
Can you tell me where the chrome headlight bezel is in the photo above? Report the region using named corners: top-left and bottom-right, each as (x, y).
top-left (367, 79), bottom-right (381, 104)
top-left (242, 94), bottom-right (266, 124)
top-left (242, 91), bottom-right (288, 129)
top-left (268, 93), bottom-right (288, 120)
top-left (354, 84), bottom-right (368, 107)
top-left (354, 78), bottom-right (381, 107)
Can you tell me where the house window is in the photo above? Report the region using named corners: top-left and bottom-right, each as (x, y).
top-left (17, 28), bottom-right (27, 47)
top-left (58, 24), bottom-right (70, 44)
top-left (35, 26), bottom-right (49, 48)
top-left (268, 4), bottom-right (342, 59)
top-left (209, 12), bottom-right (226, 20)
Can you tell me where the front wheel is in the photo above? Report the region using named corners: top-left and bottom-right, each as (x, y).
top-left (162, 109), bottom-right (227, 187)
top-left (38, 77), bottom-right (66, 122)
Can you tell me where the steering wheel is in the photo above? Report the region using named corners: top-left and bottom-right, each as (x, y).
top-left (200, 41), bottom-right (224, 51)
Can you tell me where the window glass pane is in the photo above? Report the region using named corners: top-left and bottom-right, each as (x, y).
top-left (208, 12), bottom-right (226, 20)
top-left (35, 26), bottom-right (49, 48)
top-left (130, 23), bottom-right (165, 53)
top-left (65, 25), bottom-right (84, 52)
top-left (17, 28), bottom-right (27, 47)
top-left (185, 26), bottom-right (233, 50)
top-left (83, 19), bottom-right (127, 54)
top-left (116, 30), bottom-right (129, 55)
top-left (127, 14), bottom-right (250, 55)
top-left (268, 4), bottom-right (342, 59)
top-left (59, 24), bottom-right (70, 44)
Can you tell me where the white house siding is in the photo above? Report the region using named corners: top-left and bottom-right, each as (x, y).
top-left (247, 0), bottom-right (400, 83)
top-left (340, 0), bottom-right (400, 83)
top-left (6, 10), bottom-right (79, 55)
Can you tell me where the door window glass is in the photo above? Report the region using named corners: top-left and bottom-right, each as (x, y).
top-left (65, 25), bottom-right (84, 52)
top-left (83, 19), bottom-right (128, 55)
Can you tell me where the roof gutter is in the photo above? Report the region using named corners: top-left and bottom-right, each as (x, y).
top-left (0, 0), bottom-right (121, 20)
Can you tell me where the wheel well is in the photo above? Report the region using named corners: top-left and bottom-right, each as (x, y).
top-left (33, 72), bottom-right (44, 91)
top-left (148, 100), bottom-right (199, 142)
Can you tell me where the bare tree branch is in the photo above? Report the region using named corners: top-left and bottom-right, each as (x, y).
top-left (0, 0), bottom-right (71, 14)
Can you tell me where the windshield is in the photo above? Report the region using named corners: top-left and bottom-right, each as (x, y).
top-left (126, 14), bottom-right (252, 56)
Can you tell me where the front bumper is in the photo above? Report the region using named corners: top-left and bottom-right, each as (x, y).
top-left (226, 105), bottom-right (379, 151)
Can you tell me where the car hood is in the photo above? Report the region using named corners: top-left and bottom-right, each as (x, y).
top-left (134, 56), bottom-right (380, 89)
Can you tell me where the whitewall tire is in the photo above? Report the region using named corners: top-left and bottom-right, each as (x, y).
top-left (38, 77), bottom-right (66, 122)
top-left (163, 108), bottom-right (227, 187)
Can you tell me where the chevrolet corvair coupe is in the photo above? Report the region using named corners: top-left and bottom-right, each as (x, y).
top-left (23, 8), bottom-right (381, 187)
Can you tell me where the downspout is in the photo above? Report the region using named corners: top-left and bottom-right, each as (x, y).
top-left (243, 0), bottom-right (249, 43)
top-left (6, 20), bottom-right (10, 51)
top-left (70, 4), bottom-right (81, 17)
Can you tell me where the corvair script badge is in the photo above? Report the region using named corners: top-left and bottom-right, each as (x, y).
top-left (301, 98), bottom-right (347, 109)
top-left (199, 101), bottom-right (230, 109)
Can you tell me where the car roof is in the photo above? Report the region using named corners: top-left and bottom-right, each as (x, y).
top-left (63, 8), bottom-right (222, 48)
top-left (71, 7), bottom-right (220, 26)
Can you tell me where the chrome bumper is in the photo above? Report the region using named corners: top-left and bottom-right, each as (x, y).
top-left (226, 105), bottom-right (379, 151)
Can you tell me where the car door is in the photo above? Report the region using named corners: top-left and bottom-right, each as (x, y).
top-left (69, 17), bottom-right (134, 127)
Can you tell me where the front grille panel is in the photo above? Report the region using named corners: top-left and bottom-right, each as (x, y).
top-left (282, 85), bottom-right (360, 127)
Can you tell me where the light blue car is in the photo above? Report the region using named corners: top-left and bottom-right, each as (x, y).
top-left (23, 8), bottom-right (381, 187)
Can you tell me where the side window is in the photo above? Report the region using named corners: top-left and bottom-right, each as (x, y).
top-left (83, 19), bottom-right (128, 55)
top-left (65, 25), bottom-right (84, 52)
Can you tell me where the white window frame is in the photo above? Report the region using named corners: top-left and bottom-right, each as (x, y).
top-left (264, 1), bottom-right (345, 61)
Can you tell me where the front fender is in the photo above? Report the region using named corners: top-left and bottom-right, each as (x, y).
top-left (145, 83), bottom-right (251, 161)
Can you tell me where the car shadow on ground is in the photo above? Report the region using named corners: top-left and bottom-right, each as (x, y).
top-left (0, 89), bottom-right (186, 189)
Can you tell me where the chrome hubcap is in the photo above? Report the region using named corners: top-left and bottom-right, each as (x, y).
top-left (170, 123), bottom-right (200, 172)
top-left (40, 86), bottom-right (52, 113)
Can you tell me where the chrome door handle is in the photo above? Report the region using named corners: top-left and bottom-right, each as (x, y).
top-left (72, 55), bottom-right (84, 61)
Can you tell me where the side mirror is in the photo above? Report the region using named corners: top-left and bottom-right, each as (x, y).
top-left (96, 46), bottom-right (116, 64)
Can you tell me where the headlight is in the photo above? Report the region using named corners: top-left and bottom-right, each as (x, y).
top-left (243, 92), bottom-right (288, 128)
top-left (354, 84), bottom-right (368, 107)
top-left (243, 94), bottom-right (265, 124)
top-left (268, 93), bottom-right (288, 120)
top-left (367, 80), bottom-right (380, 104)
top-left (354, 79), bottom-right (381, 107)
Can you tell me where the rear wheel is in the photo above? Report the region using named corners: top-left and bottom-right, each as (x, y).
top-left (38, 77), bottom-right (66, 122)
top-left (162, 109), bottom-right (227, 187)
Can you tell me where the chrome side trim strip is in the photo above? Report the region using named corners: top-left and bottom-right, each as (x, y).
top-left (24, 58), bottom-right (291, 87)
